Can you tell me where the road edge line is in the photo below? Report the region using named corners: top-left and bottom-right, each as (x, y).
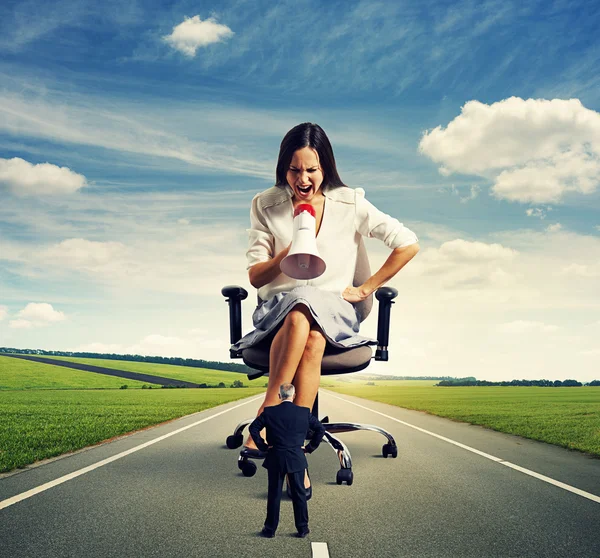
top-left (324, 391), bottom-right (600, 505)
top-left (0, 394), bottom-right (263, 511)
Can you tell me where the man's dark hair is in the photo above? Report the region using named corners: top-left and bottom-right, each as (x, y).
top-left (275, 123), bottom-right (347, 189)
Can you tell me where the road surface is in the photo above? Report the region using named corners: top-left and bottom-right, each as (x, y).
top-left (1, 390), bottom-right (599, 557)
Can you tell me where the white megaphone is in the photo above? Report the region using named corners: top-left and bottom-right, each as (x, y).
top-left (280, 204), bottom-right (326, 280)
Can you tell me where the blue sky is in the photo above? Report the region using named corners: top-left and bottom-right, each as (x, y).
top-left (1, 0), bottom-right (599, 381)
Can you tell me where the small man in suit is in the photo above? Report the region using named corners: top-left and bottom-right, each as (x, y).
top-left (249, 382), bottom-right (325, 538)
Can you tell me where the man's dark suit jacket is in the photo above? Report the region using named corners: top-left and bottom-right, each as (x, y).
top-left (249, 401), bottom-right (325, 473)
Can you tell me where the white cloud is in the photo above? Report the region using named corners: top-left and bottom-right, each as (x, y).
top-left (163, 16), bottom-right (234, 57)
top-left (0, 157), bottom-right (87, 196)
top-left (404, 238), bottom-right (518, 291)
top-left (493, 148), bottom-right (600, 203)
top-left (546, 223), bottom-right (562, 233)
top-left (42, 238), bottom-right (129, 273)
top-left (0, 305), bottom-right (8, 321)
top-left (26, 224), bottom-right (249, 296)
top-left (9, 319), bottom-right (34, 329)
top-left (9, 302), bottom-right (66, 329)
top-left (419, 97), bottom-right (600, 204)
top-left (498, 320), bottom-right (560, 334)
top-left (460, 184), bottom-right (480, 203)
top-left (560, 263), bottom-right (600, 278)
top-left (526, 207), bottom-right (552, 219)
top-left (178, 218), bottom-right (191, 225)
top-left (446, 183), bottom-right (480, 203)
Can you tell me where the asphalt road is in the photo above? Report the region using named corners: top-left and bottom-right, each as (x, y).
top-left (1, 390), bottom-right (599, 558)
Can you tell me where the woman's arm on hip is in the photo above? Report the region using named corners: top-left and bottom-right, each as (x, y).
top-left (343, 243), bottom-right (419, 302)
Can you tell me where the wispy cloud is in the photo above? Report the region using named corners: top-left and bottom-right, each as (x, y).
top-left (0, 90), bottom-right (273, 179)
top-left (526, 207), bottom-right (552, 219)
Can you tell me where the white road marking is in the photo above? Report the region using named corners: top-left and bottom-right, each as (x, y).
top-left (311, 542), bottom-right (330, 558)
top-left (326, 391), bottom-right (600, 505)
top-left (0, 395), bottom-right (264, 511)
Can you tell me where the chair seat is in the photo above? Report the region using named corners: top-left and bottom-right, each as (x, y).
top-left (242, 344), bottom-right (373, 375)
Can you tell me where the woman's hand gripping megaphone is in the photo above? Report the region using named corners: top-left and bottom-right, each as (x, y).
top-left (280, 204), bottom-right (326, 280)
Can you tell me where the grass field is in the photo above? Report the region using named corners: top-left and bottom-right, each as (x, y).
top-left (0, 388), bottom-right (264, 473)
top-left (27, 355), bottom-right (257, 386)
top-left (0, 356), bottom-right (153, 390)
top-left (0, 355), bottom-right (266, 390)
top-left (326, 383), bottom-right (600, 456)
top-left (0, 355), bottom-right (265, 473)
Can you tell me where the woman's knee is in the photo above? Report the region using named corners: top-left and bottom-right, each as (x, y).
top-left (284, 304), bottom-right (313, 329)
top-left (304, 328), bottom-right (326, 356)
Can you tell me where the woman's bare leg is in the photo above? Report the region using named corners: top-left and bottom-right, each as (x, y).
top-left (244, 304), bottom-right (314, 448)
top-left (293, 325), bottom-right (326, 488)
top-left (293, 325), bottom-right (326, 409)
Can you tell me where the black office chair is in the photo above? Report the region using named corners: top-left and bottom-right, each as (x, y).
top-left (222, 237), bottom-right (398, 486)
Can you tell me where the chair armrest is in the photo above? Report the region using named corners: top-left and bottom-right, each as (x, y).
top-left (221, 285), bottom-right (248, 358)
top-left (374, 286), bottom-right (398, 361)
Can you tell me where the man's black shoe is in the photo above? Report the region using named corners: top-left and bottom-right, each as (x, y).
top-left (260, 528), bottom-right (275, 538)
top-left (297, 528), bottom-right (310, 538)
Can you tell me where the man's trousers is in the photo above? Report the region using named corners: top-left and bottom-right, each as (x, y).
top-left (264, 467), bottom-right (308, 533)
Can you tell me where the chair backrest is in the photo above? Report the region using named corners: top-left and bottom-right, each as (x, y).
top-left (353, 236), bottom-right (373, 322)
top-left (257, 236), bottom-right (373, 321)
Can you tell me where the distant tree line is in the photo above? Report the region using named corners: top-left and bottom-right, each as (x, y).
top-left (357, 375), bottom-right (456, 381)
top-left (436, 377), bottom-right (598, 387)
top-left (0, 347), bottom-right (253, 374)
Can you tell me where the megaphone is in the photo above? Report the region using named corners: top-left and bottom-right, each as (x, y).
top-left (280, 204), bottom-right (326, 280)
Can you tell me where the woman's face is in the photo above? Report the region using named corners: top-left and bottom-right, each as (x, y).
top-left (286, 147), bottom-right (324, 202)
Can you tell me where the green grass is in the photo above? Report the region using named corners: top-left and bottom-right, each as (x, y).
top-left (0, 356), bottom-right (152, 390)
top-left (0, 355), bottom-right (266, 473)
top-left (0, 388), bottom-right (264, 473)
top-left (30, 355), bottom-right (250, 386)
top-left (326, 384), bottom-right (600, 456)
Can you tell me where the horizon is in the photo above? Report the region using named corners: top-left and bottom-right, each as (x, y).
top-left (1, 347), bottom-right (597, 385)
top-left (1, 1), bottom-right (599, 382)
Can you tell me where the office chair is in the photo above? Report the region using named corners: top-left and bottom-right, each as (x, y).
top-left (222, 237), bottom-right (398, 486)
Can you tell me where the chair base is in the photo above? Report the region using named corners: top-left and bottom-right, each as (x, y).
top-left (228, 418), bottom-right (398, 484)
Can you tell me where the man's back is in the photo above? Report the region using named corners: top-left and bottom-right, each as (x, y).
top-left (249, 401), bottom-right (324, 474)
top-left (263, 402), bottom-right (311, 450)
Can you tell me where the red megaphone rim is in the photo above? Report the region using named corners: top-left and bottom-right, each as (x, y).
top-left (294, 204), bottom-right (316, 217)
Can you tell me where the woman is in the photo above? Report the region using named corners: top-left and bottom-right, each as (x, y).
top-left (234, 123), bottom-right (419, 487)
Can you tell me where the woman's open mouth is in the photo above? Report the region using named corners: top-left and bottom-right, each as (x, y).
top-left (297, 185), bottom-right (312, 195)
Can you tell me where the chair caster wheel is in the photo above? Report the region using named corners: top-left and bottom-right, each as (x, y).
top-left (382, 444), bottom-right (398, 458)
top-left (226, 434), bottom-right (243, 449)
top-left (336, 469), bottom-right (353, 486)
top-left (238, 459), bottom-right (257, 477)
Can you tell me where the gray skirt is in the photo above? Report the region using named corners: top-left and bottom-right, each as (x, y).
top-left (232, 285), bottom-right (377, 351)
